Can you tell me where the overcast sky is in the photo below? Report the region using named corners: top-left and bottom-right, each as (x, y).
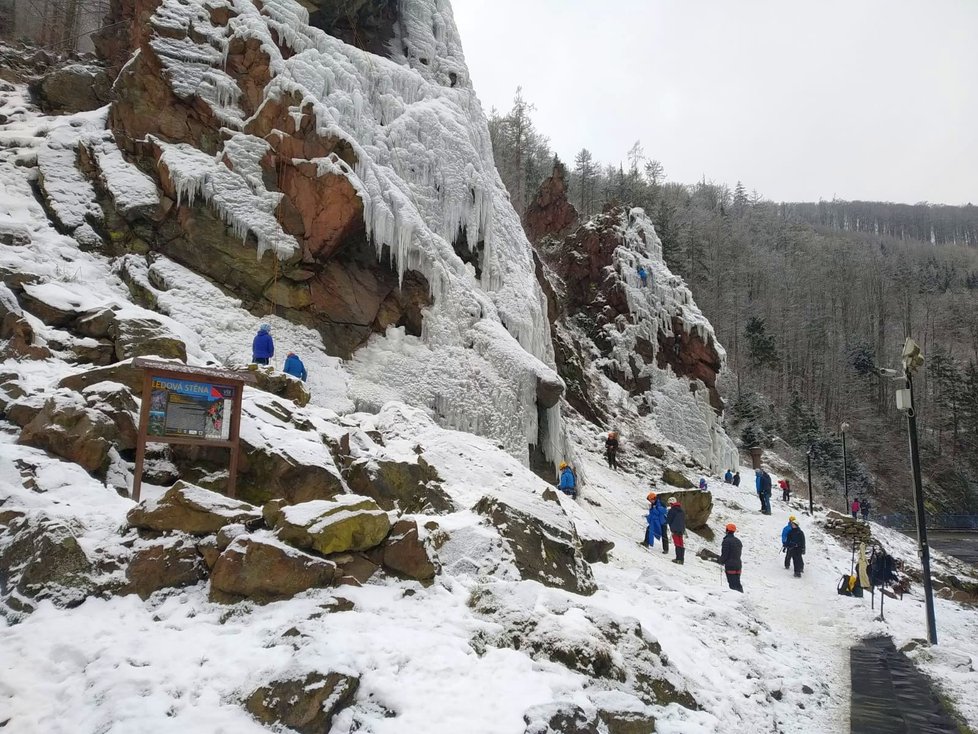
top-left (451, 0), bottom-right (977, 205)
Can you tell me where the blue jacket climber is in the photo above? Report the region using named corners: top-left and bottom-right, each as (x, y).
top-left (252, 324), bottom-right (274, 364)
top-left (558, 463), bottom-right (576, 497)
top-left (781, 516), bottom-right (797, 546)
top-left (637, 265), bottom-right (649, 286)
top-left (645, 495), bottom-right (668, 543)
top-left (283, 352), bottom-right (307, 381)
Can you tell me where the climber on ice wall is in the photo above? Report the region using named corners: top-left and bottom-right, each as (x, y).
top-left (605, 431), bottom-right (620, 470)
top-left (558, 462), bottom-right (577, 499)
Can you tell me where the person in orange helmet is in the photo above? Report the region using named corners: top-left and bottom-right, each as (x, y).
top-left (718, 523), bottom-right (743, 592)
top-left (641, 491), bottom-right (669, 553)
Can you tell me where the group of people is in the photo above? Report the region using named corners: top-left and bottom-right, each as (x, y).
top-left (722, 469), bottom-right (742, 486)
top-left (641, 492), bottom-right (686, 565)
top-left (851, 497), bottom-right (870, 521)
top-left (641, 490), bottom-right (807, 592)
top-left (251, 324), bottom-right (308, 382)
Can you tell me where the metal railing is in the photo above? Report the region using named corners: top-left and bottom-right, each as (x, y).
top-left (876, 513), bottom-right (978, 531)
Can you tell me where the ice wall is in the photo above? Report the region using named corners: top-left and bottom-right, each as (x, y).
top-left (130, 0), bottom-right (561, 463)
top-left (597, 208), bottom-right (738, 472)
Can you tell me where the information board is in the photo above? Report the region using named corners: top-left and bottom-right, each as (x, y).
top-left (147, 377), bottom-right (235, 441)
top-left (131, 358), bottom-right (255, 502)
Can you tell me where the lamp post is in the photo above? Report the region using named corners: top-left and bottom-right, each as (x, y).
top-left (806, 445), bottom-right (815, 516)
top-left (878, 338), bottom-right (937, 645)
top-left (901, 339), bottom-right (937, 645)
top-left (841, 421), bottom-right (850, 511)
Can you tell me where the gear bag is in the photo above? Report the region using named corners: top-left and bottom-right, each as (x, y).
top-left (837, 574), bottom-right (864, 598)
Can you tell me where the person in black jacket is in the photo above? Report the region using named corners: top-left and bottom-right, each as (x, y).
top-left (785, 519), bottom-right (806, 577)
top-left (718, 523), bottom-right (743, 592)
top-left (665, 497), bottom-right (686, 564)
top-left (760, 468), bottom-right (773, 515)
top-left (604, 431), bottom-right (620, 469)
top-left (732, 471), bottom-right (741, 487)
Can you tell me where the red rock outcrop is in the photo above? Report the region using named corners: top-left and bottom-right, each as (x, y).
top-left (523, 162), bottom-right (578, 244)
top-left (93, 0), bottom-right (430, 358)
top-left (656, 316), bottom-right (723, 411)
top-left (532, 203), bottom-right (723, 417)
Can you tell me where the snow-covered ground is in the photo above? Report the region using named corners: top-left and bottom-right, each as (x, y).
top-left (4, 418), bottom-right (978, 734)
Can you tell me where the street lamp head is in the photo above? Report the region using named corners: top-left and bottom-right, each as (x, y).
top-left (902, 338), bottom-right (924, 374)
top-left (875, 367), bottom-right (901, 379)
top-left (841, 422), bottom-right (850, 433)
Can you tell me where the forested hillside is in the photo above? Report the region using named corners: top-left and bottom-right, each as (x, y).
top-left (489, 91), bottom-right (978, 515)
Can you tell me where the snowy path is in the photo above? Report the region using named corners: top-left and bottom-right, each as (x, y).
top-left (561, 436), bottom-right (852, 731)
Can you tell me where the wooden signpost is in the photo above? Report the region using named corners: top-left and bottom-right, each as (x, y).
top-left (131, 358), bottom-right (256, 502)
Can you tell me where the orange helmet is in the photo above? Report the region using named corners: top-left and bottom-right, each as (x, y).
top-left (647, 492), bottom-right (657, 503)
top-left (726, 523), bottom-right (737, 532)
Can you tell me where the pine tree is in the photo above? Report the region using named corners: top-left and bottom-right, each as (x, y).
top-left (573, 148), bottom-right (596, 218)
top-left (744, 316), bottom-right (779, 370)
top-left (783, 392), bottom-right (820, 448)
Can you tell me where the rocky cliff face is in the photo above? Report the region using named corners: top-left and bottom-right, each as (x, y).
top-left (529, 168), bottom-right (736, 472)
top-left (77, 0), bottom-right (565, 464)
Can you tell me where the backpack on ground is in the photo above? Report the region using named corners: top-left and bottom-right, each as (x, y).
top-left (837, 574), bottom-right (863, 597)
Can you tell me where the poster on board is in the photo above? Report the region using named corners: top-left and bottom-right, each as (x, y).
top-left (147, 377), bottom-right (235, 441)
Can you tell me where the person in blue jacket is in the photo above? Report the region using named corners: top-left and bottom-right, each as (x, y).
top-left (781, 514), bottom-right (797, 569)
top-left (558, 462), bottom-right (576, 499)
top-left (699, 477), bottom-right (708, 490)
top-left (252, 324), bottom-right (274, 365)
top-left (637, 265), bottom-right (649, 287)
top-left (642, 491), bottom-right (669, 554)
top-left (283, 352), bottom-right (307, 381)
top-left (724, 469), bottom-right (733, 484)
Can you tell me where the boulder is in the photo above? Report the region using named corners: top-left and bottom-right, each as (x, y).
top-left (173, 436), bottom-right (346, 507)
top-left (17, 396), bottom-right (122, 475)
top-left (58, 361), bottom-right (144, 393)
top-left (332, 553), bottom-right (379, 587)
top-left (381, 519), bottom-right (436, 581)
top-left (73, 307), bottom-right (119, 339)
top-left (16, 283), bottom-right (79, 327)
top-left (272, 496), bottom-right (391, 555)
top-left (210, 533), bottom-right (336, 603)
top-left (580, 537), bottom-right (615, 564)
top-left (0, 514), bottom-right (94, 611)
top-left (661, 468), bottom-right (695, 489)
top-left (127, 482), bottom-right (261, 535)
top-left (597, 707), bottom-right (656, 734)
top-left (472, 586), bottom-right (696, 710)
top-left (82, 381), bottom-right (139, 449)
top-left (523, 703), bottom-right (599, 734)
top-left (244, 672), bottom-right (359, 734)
top-left (821, 512), bottom-right (872, 544)
top-left (112, 317), bottom-right (187, 362)
top-left (31, 63), bottom-right (113, 113)
top-left (663, 490), bottom-right (712, 530)
top-left (343, 455), bottom-right (455, 514)
top-left (474, 496), bottom-right (596, 595)
top-left (125, 536), bottom-right (206, 599)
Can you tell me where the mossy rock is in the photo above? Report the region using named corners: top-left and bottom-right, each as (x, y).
top-left (661, 468), bottom-right (694, 489)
